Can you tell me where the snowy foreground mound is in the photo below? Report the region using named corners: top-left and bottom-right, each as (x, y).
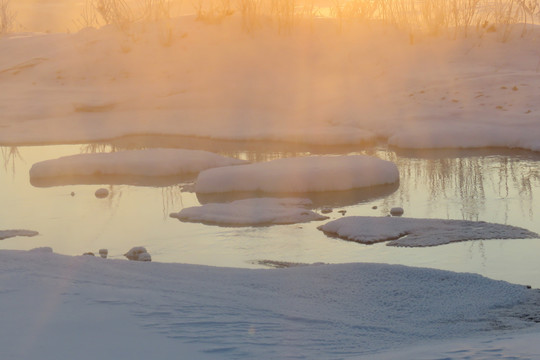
top-left (0, 229), bottom-right (39, 240)
top-left (319, 216), bottom-right (539, 247)
top-left (29, 149), bottom-right (246, 178)
top-left (170, 198), bottom-right (328, 226)
top-left (195, 155), bottom-right (399, 193)
top-left (1, 250), bottom-right (539, 360)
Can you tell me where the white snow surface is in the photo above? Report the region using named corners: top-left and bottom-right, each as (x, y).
top-left (1, 20), bottom-right (540, 151)
top-left (318, 216), bottom-right (539, 247)
top-left (0, 229), bottom-right (39, 240)
top-left (170, 198), bottom-right (328, 226)
top-left (28, 149), bottom-right (247, 178)
top-left (2, 249), bottom-right (540, 360)
top-left (360, 331), bottom-right (540, 360)
top-left (195, 155), bottom-right (399, 194)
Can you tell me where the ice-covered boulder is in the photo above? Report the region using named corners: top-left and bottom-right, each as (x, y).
top-left (124, 246), bottom-right (151, 262)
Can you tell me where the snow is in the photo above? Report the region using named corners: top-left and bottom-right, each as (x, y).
top-left (2, 6), bottom-right (540, 359)
top-left (170, 198), bottom-right (328, 226)
top-left (1, 19), bottom-right (540, 151)
top-left (0, 229), bottom-right (39, 240)
top-left (1, 249), bottom-right (540, 360)
top-left (28, 149), bottom-right (247, 178)
top-left (195, 155), bottom-right (399, 194)
top-left (318, 216), bottom-right (539, 247)
top-left (360, 331), bottom-right (540, 360)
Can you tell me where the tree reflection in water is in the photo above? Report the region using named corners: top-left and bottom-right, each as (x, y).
top-left (1, 146), bottom-right (22, 177)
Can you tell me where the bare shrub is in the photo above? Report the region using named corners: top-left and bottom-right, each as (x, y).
top-left (237, 0), bottom-right (264, 32)
top-left (0, 0), bottom-right (15, 35)
top-left (94, 0), bottom-right (134, 30)
top-left (194, 0), bottom-right (234, 24)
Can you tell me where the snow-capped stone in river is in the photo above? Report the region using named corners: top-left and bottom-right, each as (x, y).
top-left (390, 207), bottom-right (404, 216)
top-left (318, 216), bottom-right (539, 247)
top-left (170, 198), bottom-right (328, 226)
top-left (29, 149), bottom-right (247, 179)
top-left (95, 188), bottom-right (109, 198)
top-left (195, 155), bottom-right (399, 194)
top-left (124, 246), bottom-right (151, 262)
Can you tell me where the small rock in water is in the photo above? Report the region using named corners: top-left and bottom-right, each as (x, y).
top-left (321, 207), bottom-right (333, 214)
top-left (83, 252), bottom-right (95, 256)
top-left (338, 210), bottom-right (347, 216)
top-left (390, 207), bottom-right (404, 216)
top-left (99, 248), bottom-right (108, 259)
top-left (95, 188), bottom-right (109, 198)
top-left (137, 252), bottom-right (152, 262)
top-left (124, 246), bottom-right (151, 262)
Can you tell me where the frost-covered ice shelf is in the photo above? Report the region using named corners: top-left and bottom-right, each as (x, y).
top-left (170, 198), bottom-right (328, 226)
top-left (318, 216), bottom-right (539, 247)
top-left (0, 230), bottom-right (39, 240)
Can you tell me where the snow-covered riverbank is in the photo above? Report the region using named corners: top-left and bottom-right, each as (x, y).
top-left (2, 249), bottom-right (540, 359)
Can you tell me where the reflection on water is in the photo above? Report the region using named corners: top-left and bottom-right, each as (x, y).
top-left (1, 141), bottom-right (540, 287)
top-left (1, 146), bottom-right (22, 176)
top-left (196, 182), bottom-right (400, 209)
top-left (30, 173), bottom-right (197, 188)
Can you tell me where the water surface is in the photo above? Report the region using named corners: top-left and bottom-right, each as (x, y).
top-left (1, 139), bottom-right (540, 287)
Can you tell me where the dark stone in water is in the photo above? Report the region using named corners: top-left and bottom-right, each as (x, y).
top-left (95, 188), bottom-right (109, 198)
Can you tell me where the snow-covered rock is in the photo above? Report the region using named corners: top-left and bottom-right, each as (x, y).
top-left (195, 155), bottom-right (399, 194)
top-left (170, 198), bottom-right (328, 226)
top-left (0, 229), bottom-right (39, 240)
top-left (29, 149), bottom-right (247, 178)
top-left (124, 246), bottom-right (151, 262)
top-left (318, 216), bottom-right (539, 247)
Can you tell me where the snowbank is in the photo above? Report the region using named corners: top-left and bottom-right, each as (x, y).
top-left (170, 198), bottom-right (328, 226)
top-left (195, 155), bottom-right (399, 194)
top-left (29, 149), bottom-right (247, 178)
top-left (2, 20), bottom-right (539, 151)
top-left (1, 249), bottom-right (538, 360)
top-left (318, 216), bottom-right (538, 247)
top-left (0, 229), bottom-right (39, 240)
